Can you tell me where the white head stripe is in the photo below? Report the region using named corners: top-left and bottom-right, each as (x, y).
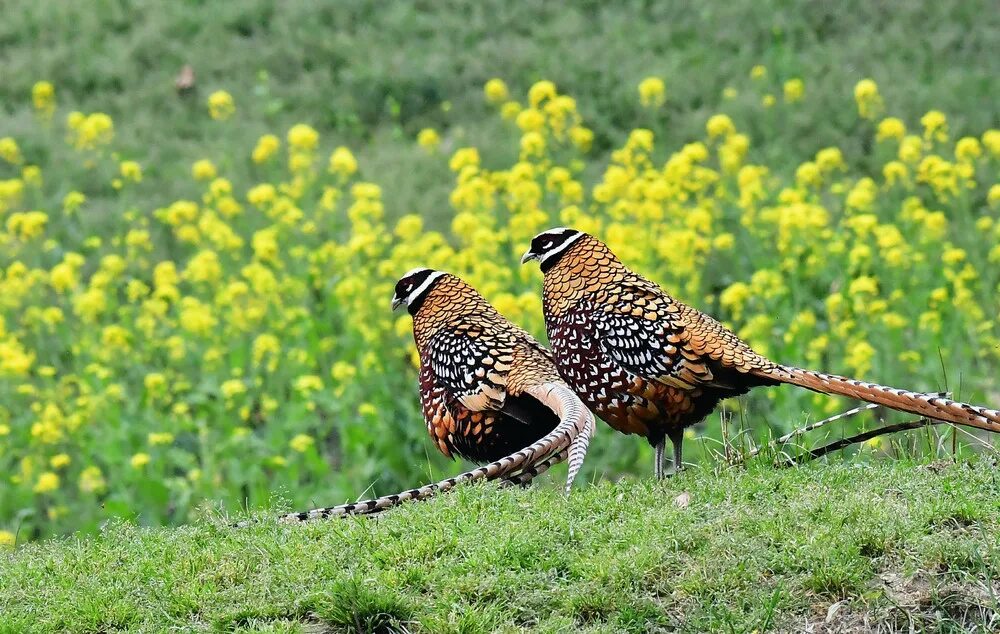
top-left (401, 267), bottom-right (432, 279)
top-left (406, 270), bottom-right (445, 305)
top-left (538, 230), bottom-right (584, 264)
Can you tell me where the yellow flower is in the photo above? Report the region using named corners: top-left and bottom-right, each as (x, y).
top-left (706, 114), bottom-right (736, 140)
top-left (638, 77), bottom-right (666, 108)
top-left (184, 249), bottom-right (222, 283)
top-left (328, 146), bottom-right (358, 176)
top-left (983, 129), bottom-right (1000, 157)
top-left (32, 81), bottom-right (55, 117)
top-left (712, 233), bottom-right (735, 250)
top-left (500, 101), bottom-right (522, 120)
top-left (252, 134), bottom-right (281, 163)
top-left (876, 117), bottom-right (906, 142)
top-left (795, 161), bottom-right (821, 188)
top-left (207, 90), bottom-right (235, 121)
top-left (247, 183), bottom-right (277, 208)
top-left (101, 325), bottom-right (130, 349)
top-left (50, 454), bottom-right (71, 469)
top-left (484, 78), bottom-right (509, 104)
top-left (528, 80), bottom-right (557, 107)
top-left (221, 379), bottom-right (247, 399)
top-left (331, 361), bottom-right (358, 383)
top-left (898, 135), bottom-right (922, 163)
top-left (854, 79), bottom-right (883, 120)
top-left (0, 531), bottom-right (14, 548)
top-left (0, 137), bottom-right (23, 164)
top-left (921, 110), bottom-right (948, 143)
top-left (142, 373), bottom-right (167, 396)
top-left (62, 190), bottom-right (86, 214)
top-left (287, 124), bottom-right (319, 151)
top-left (848, 275), bottom-right (879, 296)
top-left (253, 333), bottom-right (280, 363)
top-left (49, 262), bottom-right (78, 293)
top-left (119, 160), bottom-right (142, 183)
top-left (148, 432), bottom-right (174, 446)
top-left (719, 282), bottom-right (751, 319)
top-left (394, 214), bottom-right (423, 240)
top-left (750, 65), bottom-right (767, 80)
top-left (417, 128), bottom-right (441, 152)
top-left (290, 433), bottom-right (314, 453)
top-left (191, 159), bottom-right (217, 181)
top-left (449, 147), bottom-right (480, 172)
top-left (77, 467), bottom-right (107, 493)
top-left (178, 297), bottom-right (217, 335)
top-left (22, 165), bottom-right (42, 187)
top-left (130, 453), bottom-right (150, 469)
top-left (294, 374), bottom-right (323, 396)
top-left (762, 94), bottom-right (776, 108)
top-left (988, 184), bottom-right (1000, 208)
top-left (783, 78), bottom-right (804, 103)
top-left (569, 126), bottom-right (593, 153)
top-left (6, 210), bottom-right (48, 240)
top-left (954, 137), bottom-right (981, 162)
top-left (68, 112), bottom-right (114, 150)
top-left (942, 246), bottom-right (966, 265)
top-left (815, 147), bottom-right (845, 172)
top-left (846, 340), bottom-right (876, 376)
top-left (33, 471), bottom-right (60, 493)
top-left (515, 108), bottom-right (545, 133)
top-left (520, 131), bottom-right (545, 157)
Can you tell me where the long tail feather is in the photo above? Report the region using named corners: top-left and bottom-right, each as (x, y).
top-left (524, 382), bottom-right (595, 492)
top-left (759, 365), bottom-right (1000, 434)
top-left (502, 448), bottom-right (568, 487)
top-left (279, 382), bottom-right (592, 523)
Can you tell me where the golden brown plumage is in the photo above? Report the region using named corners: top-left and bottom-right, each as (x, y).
top-left (522, 228), bottom-right (1000, 477)
top-left (397, 268), bottom-right (592, 485)
top-left (276, 269), bottom-right (594, 523)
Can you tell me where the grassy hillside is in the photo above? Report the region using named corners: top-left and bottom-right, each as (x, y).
top-left (3, 460), bottom-right (999, 632)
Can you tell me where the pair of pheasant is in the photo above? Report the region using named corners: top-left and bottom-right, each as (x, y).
top-left (289, 228), bottom-right (1000, 521)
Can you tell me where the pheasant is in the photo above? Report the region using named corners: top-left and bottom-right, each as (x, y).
top-left (521, 227), bottom-right (1000, 478)
top-left (394, 267), bottom-right (593, 468)
top-left (275, 268), bottom-right (595, 522)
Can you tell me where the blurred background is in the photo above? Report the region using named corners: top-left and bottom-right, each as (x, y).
top-left (1, 0), bottom-right (998, 540)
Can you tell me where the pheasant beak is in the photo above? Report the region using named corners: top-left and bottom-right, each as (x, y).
top-left (391, 294), bottom-right (405, 311)
top-left (520, 249), bottom-right (539, 265)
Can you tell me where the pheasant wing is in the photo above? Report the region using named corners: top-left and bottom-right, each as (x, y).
top-left (425, 324), bottom-right (513, 412)
top-left (592, 306), bottom-right (719, 390)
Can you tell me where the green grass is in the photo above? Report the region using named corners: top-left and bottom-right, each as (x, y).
top-left (4, 459), bottom-right (1000, 632)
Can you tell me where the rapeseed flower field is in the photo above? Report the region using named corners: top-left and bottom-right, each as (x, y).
top-left (1, 69), bottom-right (998, 542)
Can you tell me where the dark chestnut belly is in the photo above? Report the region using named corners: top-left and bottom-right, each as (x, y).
top-left (447, 408), bottom-right (560, 463)
top-left (547, 318), bottom-right (729, 446)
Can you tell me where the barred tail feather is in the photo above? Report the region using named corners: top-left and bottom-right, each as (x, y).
top-left (566, 411), bottom-right (595, 493)
top-left (281, 382), bottom-right (592, 523)
top-left (524, 382), bottom-right (594, 492)
top-left (761, 365), bottom-right (1000, 434)
top-left (502, 448), bottom-right (568, 487)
